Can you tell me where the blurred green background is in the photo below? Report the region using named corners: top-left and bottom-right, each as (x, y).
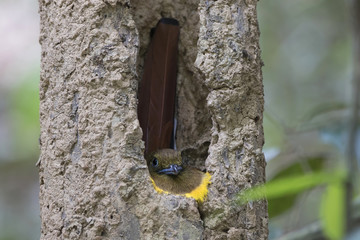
top-left (0, 0), bottom-right (40, 240)
top-left (259, 0), bottom-right (360, 239)
top-left (0, 0), bottom-right (358, 239)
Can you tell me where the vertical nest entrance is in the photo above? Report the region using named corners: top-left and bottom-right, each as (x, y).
top-left (131, 0), bottom-right (211, 170)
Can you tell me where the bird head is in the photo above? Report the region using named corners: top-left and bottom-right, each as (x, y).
top-left (145, 148), bottom-right (211, 202)
top-left (147, 149), bottom-right (183, 176)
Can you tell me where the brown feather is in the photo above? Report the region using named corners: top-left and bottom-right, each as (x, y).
top-left (138, 18), bottom-right (179, 156)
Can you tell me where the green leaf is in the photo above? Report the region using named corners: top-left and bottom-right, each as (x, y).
top-left (268, 195), bottom-right (297, 218)
top-left (320, 182), bottom-right (345, 240)
top-left (268, 157), bottom-right (325, 217)
top-left (236, 170), bottom-right (346, 205)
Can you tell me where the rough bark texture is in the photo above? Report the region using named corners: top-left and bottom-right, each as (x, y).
top-left (38, 0), bottom-right (267, 239)
top-left (195, 1), bottom-right (268, 239)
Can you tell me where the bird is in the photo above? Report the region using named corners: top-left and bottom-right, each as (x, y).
top-left (137, 18), bottom-right (211, 202)
top-left (147, 149), bottom-right (211, 202)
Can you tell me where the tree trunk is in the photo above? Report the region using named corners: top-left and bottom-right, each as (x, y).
top-left (38, 0), bottom-right (267, 239)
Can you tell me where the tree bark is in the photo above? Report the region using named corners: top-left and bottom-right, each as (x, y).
top-left (195, 1), bottom-right (268, 239)
top-left (38, 0), bottom-right (267, 239)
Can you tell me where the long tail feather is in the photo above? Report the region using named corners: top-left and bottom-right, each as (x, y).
top-left (138, 18), bottom-right (180, 156)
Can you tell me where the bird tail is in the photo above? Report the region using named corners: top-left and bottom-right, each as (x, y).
top-left (137, 18), bottom-right (180, 156)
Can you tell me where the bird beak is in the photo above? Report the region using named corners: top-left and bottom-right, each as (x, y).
top-left (157, 164), bottom-right (183, 175)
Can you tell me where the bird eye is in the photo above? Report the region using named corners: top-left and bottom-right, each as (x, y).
top-left (152, 158), bottom-right (159, 167)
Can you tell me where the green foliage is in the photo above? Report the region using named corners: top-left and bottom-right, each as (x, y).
top-left (236, 170), bottom-right (347, 240)
top-left (268, 157), bottom-right (324, 218)
top-left (10, 71), bottom-right (39, 127)
top-left (9, 69), bottom-right (40, 160)
top-left (258, 0), bottom-right (354, 238)
top-left (321, 182), bottom-right (345, 240)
